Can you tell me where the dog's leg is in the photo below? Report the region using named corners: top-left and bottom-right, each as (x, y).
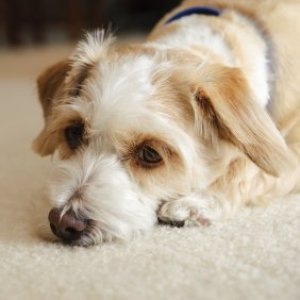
top-left (158, 193), bottom-right (225, 226)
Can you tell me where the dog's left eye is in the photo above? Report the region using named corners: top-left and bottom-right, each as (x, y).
top-left (136, 144), bottom-right (162, 168)
top-left (64, 123), bottom-right (84, 149)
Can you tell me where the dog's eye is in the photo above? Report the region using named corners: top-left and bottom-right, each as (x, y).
top-left (64, 123), bottom-right (84, 149)
top-left (136, 144), bottom-right (162, 168)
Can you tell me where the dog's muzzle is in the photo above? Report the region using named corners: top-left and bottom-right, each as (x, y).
top-left (48, 208), bottom-right (88, 243)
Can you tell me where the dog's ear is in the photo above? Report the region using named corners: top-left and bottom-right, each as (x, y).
top-left (37, 60), bottom-right (71, 118)
top-left (192, 65), bottom-right (292, 176)
top-left (33, 60), bottom-right (71, 156)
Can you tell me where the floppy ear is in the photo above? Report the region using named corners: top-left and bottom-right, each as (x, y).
top-left (193, 65), bottom-right (292, 176)
top-left (33, 60), bottom-right (71, 156)
top-left (37, 60), bottom-right (71, 118)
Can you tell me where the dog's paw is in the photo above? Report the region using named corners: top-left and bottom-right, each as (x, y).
top-left (158, 199), bottom-right (211, 227)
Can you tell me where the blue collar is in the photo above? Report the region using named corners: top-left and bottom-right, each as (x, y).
top-left (165, 6), bottom-right (221, 24)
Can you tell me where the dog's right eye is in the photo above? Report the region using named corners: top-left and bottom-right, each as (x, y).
top-left (64, 123), bottom-right (84, 149)
top-left (136, 144), bottom-right (163, 168)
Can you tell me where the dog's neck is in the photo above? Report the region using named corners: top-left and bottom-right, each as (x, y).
top-left (148, 9), bottom-right (272, 108)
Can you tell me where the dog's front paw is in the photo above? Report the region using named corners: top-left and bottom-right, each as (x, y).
top-left (158, 199), bottom-right (211, 227)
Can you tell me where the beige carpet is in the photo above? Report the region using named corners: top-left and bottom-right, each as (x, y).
top-left (0, 45), bottom-right (300, 300)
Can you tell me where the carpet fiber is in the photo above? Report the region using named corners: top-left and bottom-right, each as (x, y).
top-left (0, 45), bottom-right (299, 300)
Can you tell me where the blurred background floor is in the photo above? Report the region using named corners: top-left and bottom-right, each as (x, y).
top-left (0, 0), bottom-right (180, 47)
top-left (0, 44), bottom-right (74, 79)
top-left (0, 33), bottom-right (143, 80)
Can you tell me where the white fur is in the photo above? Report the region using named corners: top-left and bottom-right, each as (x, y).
top-left (49, 150), bottom-right (157, 245)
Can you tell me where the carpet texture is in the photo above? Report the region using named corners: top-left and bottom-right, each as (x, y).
top-left (0, 46), bottom-right (299, 300)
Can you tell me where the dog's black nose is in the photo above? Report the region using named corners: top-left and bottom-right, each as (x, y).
top-left (48, 208), bottom-right (87, 242)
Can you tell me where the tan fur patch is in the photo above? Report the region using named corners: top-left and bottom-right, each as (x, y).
top-left (193, 65), bottom-right (291, 176)
top-left (37, 60), bottom-right (71, 118)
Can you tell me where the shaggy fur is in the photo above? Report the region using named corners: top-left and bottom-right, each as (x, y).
top-left (34, 0), bottom-right (300, 246)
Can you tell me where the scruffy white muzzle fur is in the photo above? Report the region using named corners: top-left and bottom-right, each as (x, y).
top-left (34, 0), bottom-right (300, 246)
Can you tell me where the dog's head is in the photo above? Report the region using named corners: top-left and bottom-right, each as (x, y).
top-left (34, 31), bottom-right (290, 246)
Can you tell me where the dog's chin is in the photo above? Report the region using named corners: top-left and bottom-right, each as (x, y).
top-left (45, 221), bottom-right (134, 247)
top-left (63, 220), bottom-right (106, 247)
top-left (63, 222), bottom-right (109, 247)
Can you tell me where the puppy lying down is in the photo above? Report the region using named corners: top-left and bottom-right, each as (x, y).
top-left (34, 0), bottom-right (300, 246)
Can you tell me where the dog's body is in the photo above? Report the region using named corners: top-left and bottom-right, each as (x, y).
top-left (35, 0), bottom-right (300, 246)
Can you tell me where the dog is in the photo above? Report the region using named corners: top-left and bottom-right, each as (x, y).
top-left (34, 0), bottom-right (300, 246)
